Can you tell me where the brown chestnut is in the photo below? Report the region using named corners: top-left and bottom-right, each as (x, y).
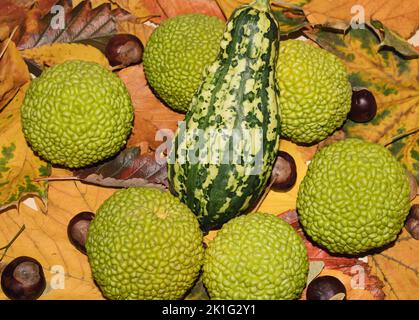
top-left (406, 204), bottom-right (419, 240)
top-left (270, 151), bottom-right (297, 190)
top-left (105, 34), bottom-right (143, 67)
top-left (1, 256), bottom-right (46, 300)
top-left (67, 211), bottom-right (95, 254)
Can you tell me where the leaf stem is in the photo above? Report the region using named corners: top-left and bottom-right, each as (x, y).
top-left (253, 178), bottom-right (275, 212)
top-left (0, 224), bottom-right (26, 261)
top-left (0, 25), bottom-right (18, 59)
top-left (383, 127), bottom-right (419, 147)
top-left (34, 176), bottom-right (80, 182)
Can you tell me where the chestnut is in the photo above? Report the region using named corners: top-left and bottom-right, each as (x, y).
top-left (1, 256), bottom-right (46, 300)
top-left (307, 275), bottom-right (346, 300)
top-left (67, 211), bottom-right (95, 254)
top-left (270, 151), bottom-right (297, 190)
top-left (406, 204), bottom-right (419, 240)
top-left (349, 88), bottom-right (377, 123)
top-left (105, 34), bottom-right (143, 67)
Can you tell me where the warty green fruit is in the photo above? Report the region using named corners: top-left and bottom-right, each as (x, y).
top-left (21, 60), bottom-right (134, 168)
top-left (86, 187), bottom-right (204, 300)
top-left (297, 139), bottom-right (411, 255)
top-left (276, 40), bottom-right (352, 144)
top-left (203, 212), bottom-right (309, 300)
top-left (143, 14), bottom-right (225, 112)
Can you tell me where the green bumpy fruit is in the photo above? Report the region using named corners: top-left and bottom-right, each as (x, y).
top-left (21, 60), bottom-right (134, 168)
top-left (276, 40), bottom-right (352, 144)
top-left (86, 187), bottom-right (204, 300)
top-left (143, 14), bottom-right (225, 112)
top-left (203, 213), bottom-right (308, 300)
top-left (297, 139), bottom-right (411, 255)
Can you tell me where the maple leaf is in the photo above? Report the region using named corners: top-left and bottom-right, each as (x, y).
top-left (0, 84), bottom-right (50, 211)
top-left (304, 27), bottom-right (419, 182)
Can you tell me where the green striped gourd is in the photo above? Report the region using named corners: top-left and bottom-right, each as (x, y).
top-left (168, 0), bottom-right (280, 231)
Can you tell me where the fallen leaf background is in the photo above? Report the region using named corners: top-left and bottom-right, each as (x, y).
top-left (0, 37), bottom-right (30, 110)
top-left (0, 0), bottom-right (417, 300)
top-left (304, 0), bottom-right (419, 39)
top-left (0, 84), bottom-right (50, 211)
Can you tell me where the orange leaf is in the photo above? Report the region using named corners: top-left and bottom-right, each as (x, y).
top-left (0, 37), bottom-right (30, 110)
top-left (303, 0), bottom-right (419, 39)
top-left (156, 0), bottom-right (226, 21)
top-left (118, 65), bottom-right (185, 150)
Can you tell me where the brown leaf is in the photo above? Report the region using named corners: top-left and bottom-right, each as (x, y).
top-left (17, 0), bottom-right (122, 51)
top-left (73, 147), bottom-right (168, 188)
top-left (0, 36), bottom-right (30, 110)
top-left (303, 0), bottom-right (419, 39)
top-left (118, 64), bottom-right (185, 150)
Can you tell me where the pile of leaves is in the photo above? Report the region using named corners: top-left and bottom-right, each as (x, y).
top-left (0, 0), bottom-right (417, 300)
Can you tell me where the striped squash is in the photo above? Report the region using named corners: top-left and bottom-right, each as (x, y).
top-left (168, 0), bottom-right (281, 231)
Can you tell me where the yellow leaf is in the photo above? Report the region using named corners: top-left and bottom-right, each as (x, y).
top-left (215, 0), bottom-right (250, 18)
top-left (369, 228), bottom-right (419, 299)
top-left (303, 0), bottom-right (419, 39)
top-left (0, 38), bottom-right (30, 110)
top-left (21, 43), bottom-right (110, 68)
top-left (258, 140), bottom-right (309, 214)
top-left (0, 181), bottom-right (119, 300)
top-left (0, 84), bottom-right (49, 211)
top-left (112, 0), bottom-right (157, 21)
top-left (117, 18), bottom-right (156, 46)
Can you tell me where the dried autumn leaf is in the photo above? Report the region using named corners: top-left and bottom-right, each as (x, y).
top-left (17, 0), bottom-right (122, 52)
top-left (0, 37), bottom-right (30, 110)
top-left (156, 0), bottom-right (225, 21)
top-left (117, 16), bottom-right (156, 46)
top-left (21, 43), bottom-right (110, 68)
top-left (277, 210), bottom-right (385, 300)
top-left (73, 147), bottom-right (168, 188)
top-left (369, 227), bottom-right (419, 299)
top-left (0, 181), bottom-right (118, 299)
top-left (113, 0), bottom-right (164, 23)
top-left (303, 0), bottom-right (419, 39)
top-left (216, 0), bottom-right (309, 35)
top-left (305, 28), bottom-right (419, 182)
top-left (118, 65), bottom-right (185, 150)
top-left (0, 0), bottom-right (28, 37)
top-left (0, 84), bottom-right (50, 211)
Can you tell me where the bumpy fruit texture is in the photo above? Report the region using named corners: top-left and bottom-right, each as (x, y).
top-left (21, 60), bottom-right (134, 168)
top-left (297, 139), bottom-right (410, 255)
top-left (143, 14), bottom-right (225, 112)
top-left (86, 187), bottom-right (204, 300)
top-left (203, 213), bottom-right (308, 300)
top-left (276, 40), bottom-right (352, 144)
